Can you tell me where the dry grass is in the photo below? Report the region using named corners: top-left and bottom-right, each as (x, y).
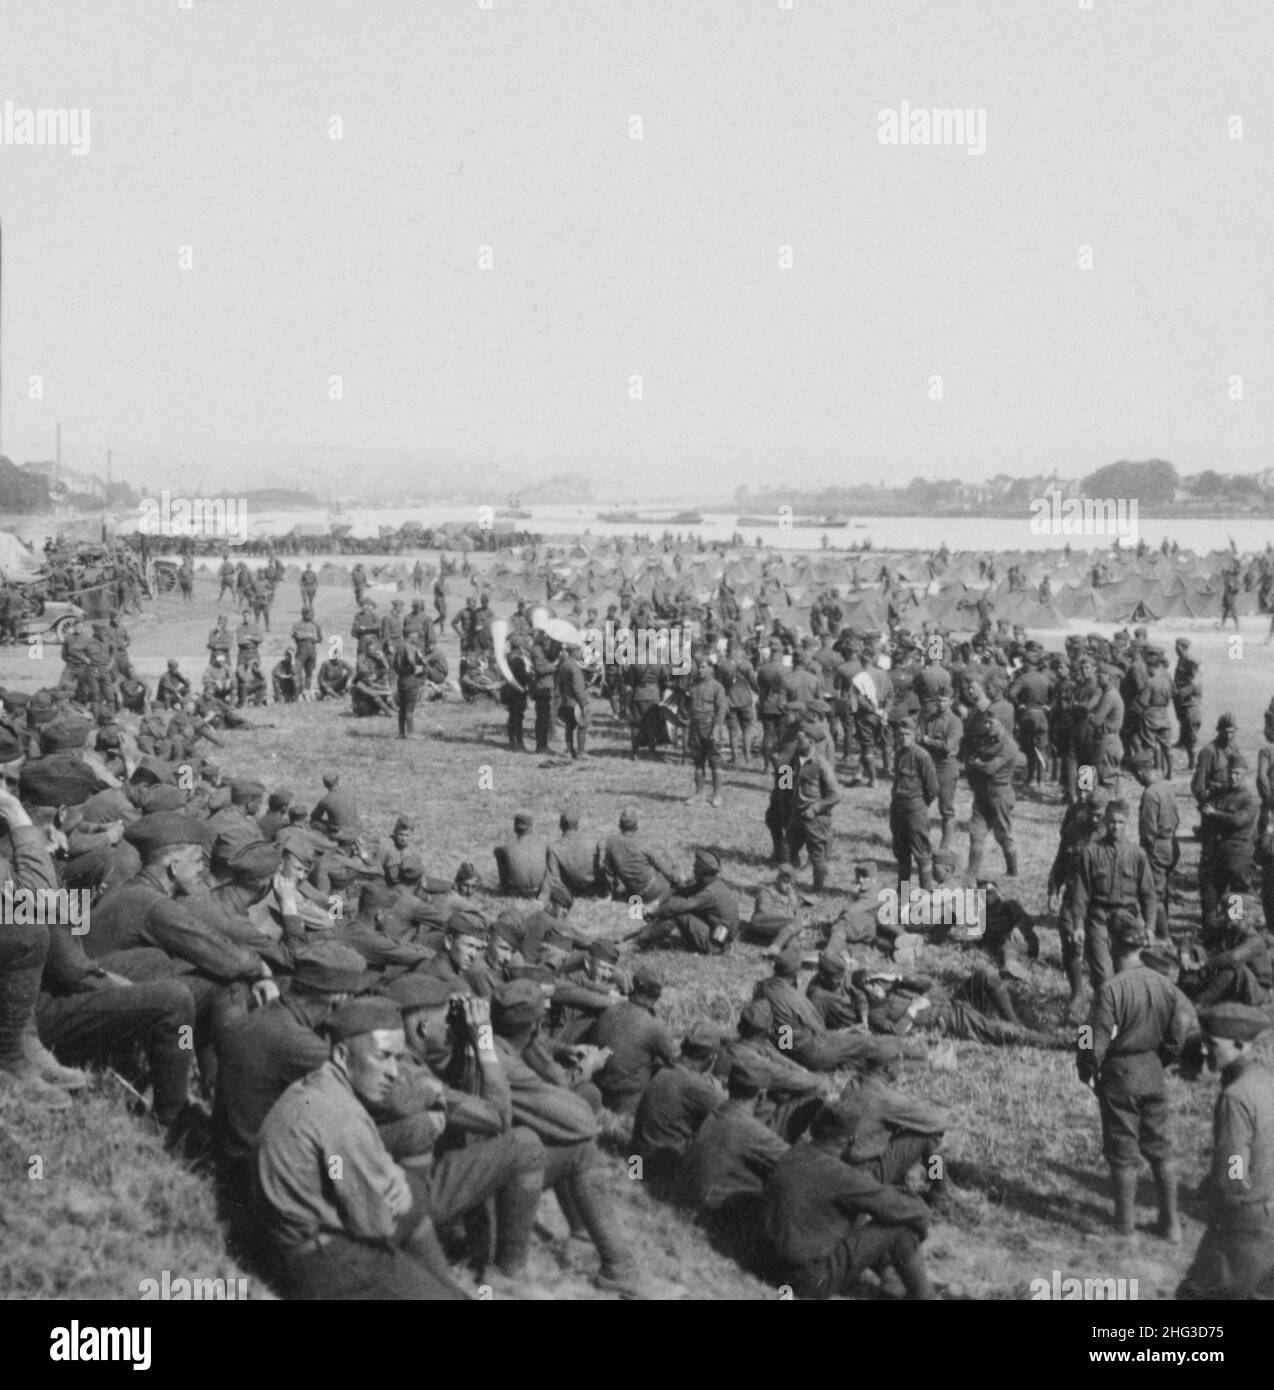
top-left (3, 571), bottom-right (1272, 1299)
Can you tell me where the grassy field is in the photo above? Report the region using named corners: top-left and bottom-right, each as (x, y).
top-left (4, 571), bottom-right (1273, 1300)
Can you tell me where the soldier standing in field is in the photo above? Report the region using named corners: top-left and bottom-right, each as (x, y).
top-left (1178, 1004), bottom-right (1274, 1298)
top-left (1078, 915), bottom-right (1195, 1241)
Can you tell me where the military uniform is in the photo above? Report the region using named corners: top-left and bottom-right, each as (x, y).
top-left (676, 1096), bottom-right (789, 1215)
top-left (632, 1053), bottom-right (724, 1184)
top-left (917, 705), bottom-right (962, 849)
top-left (591, 997), bottom-right (679, 1115)
top-left (291, 615), bottom-right (322, 692)
top-left (1180, 1037), bottom-right (1274, 1299)
top-left (889, 739), bottom-right (938, 887)
top-left (765, 747), bottom-right (841, 890)
top-left (763, 1121), bottom-right (933, 1300)
top-left (1080, 958), bottom-right (1194, 1234)
top-left (493, 829), bottom-right (547, 898)
top-left (964, 728), bottom-right (1020, 879)
top-left (756, 656), bottom-right (789, 766)
top-left (636, 861), bottom-right (739, 955)
top-left (1009, 660), bottom-right (1052, 789)
top-left (601, 827), bottom-right (677, 904)
top-left (529, 639), bottom-right (559, 752)
top-left (1200, 782), bottom-right (1259, 928)
top-left (1072, 837), bottom-right (1157, 991)
top-left (556, 651), bottom-right (590, 759)
top-left (1138, 775), bottom-right (1179, 939)
top-left (1172, 655), bottom-right (1202, 768)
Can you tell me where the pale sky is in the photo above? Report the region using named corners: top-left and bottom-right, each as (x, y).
top-left (0, 0), bottom-right (1270, 492)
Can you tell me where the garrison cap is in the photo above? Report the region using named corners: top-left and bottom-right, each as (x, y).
top-left (0, 717), bottom-right (23, 763)
top-left (588, 939), bottom-right (621, 963)
top-left (2, 689), bottom-right (30, 710)
top-left (618, 807), bottom-right (638, 830)
top-left (18, 755), bottom-right (104, 807)
top-left (739, 1000), bottom-right (773, 1035)
top-left (230, 779), bottom-right (266, 805)
top-left (693, 849), bottom-right (721, 878)
top-left (810, 1103), bottom-right (858, 1144)
top-left (1229, 753), bottom-right (1250, 772)
top-left (894, 716), bottom-right (916, 733)
top-left (39, 714), bottom-right (94, 755)
top-left (805, 699), bottom-right (831, 716)
top-left (1109, 911), bottom-right (1147, 950)
top-left (492, 918), bottom-right (522, 948)
top-left (384, 973), bottom-right (453, 1012)
top-left (455, 861), bottom-right (480, 886)
top-left (1140, 944), bottom-right (1178, 976)
top-left (681, 1021), bottom-right (725, 1055)
top-left (774, 946), bottom-right (804, 978)
top-left (267, 788), bottom-right (294, 810)
top-left (631, 965), bottom-right (664, 997)
top-left (1200, 1004), bottom-right (1273, 1042)
top-left (136, 784), bottom-right (189, 814)
top-left (26, 692), bottom-right (57, 727)
top-left (277, 827), bottom-right (319, 867)
top-left (446, 909), bottom-right (488, 939)
top-left (392, 814), bottom-right (415, 833)
top-left (130, 755), bottom-right (176, 787)
top-left (291, 943), bottom-right (370, 994)
top-left (124, 812), bottom-right (209, 853)
top-left (328, 997), bottom-right (403, 1042)
top-left (210, 830), bottom-right (252, 866)
top-left (513, 812), bottom-right (532, 832)
top-left (491, 979), bottom-right (546, 1033)
top-left (1217, 712), bottom-right (1237, 730)
top-left (227, 840), bottom-right (281, 881)
top-left (817, 952), bottom-right (847, 978)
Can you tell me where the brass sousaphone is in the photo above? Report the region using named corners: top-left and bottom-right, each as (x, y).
top-left (492, 605), bottom-right (582, 691)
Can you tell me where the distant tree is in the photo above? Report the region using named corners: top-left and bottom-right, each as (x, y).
top-left (0, 456), bottom-right (51, 511)
top-left (1185, 470), bottom-right (1225, 497)
top-left (1080, 459), bottom-right (1178, 506)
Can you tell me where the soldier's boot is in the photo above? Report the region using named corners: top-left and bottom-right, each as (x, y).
top-left (892, 1232), bottom-right (939, 1300)
top-left (685, 771), bottom-right (705, 804)
top-left (399, 1218), bottom-right (475, 1300)
top-left (21, 1023), bottom-right (89, 1090)
top-left (939, 817), bottom-right (955, 853)
top-left (0, 957), bottom-right (72, 1111)
top-left (1064, 958), bottom-right (1088, 1025)
top-left (1110, 1164), bottom-right (1138, 1238)
top-left (812, 861), bottom-right (828, 893)
top-left (575, 727), bottom-right (588, 760)
top-left (570, 1167), bottom-right (651, 1299)
top-left (768, 834), bottom-right (785, 866)
top-left (1004, 849), bottom-right (1019, 878)
top-left (1187, 749), bottom-right (1196, 772)
top-left (709, 769), bottom-right (724, 809)
top-left (965, 846), bottom-right (983, 884)
top-left (916, 860), bottom-right (934, 892)
top-left (494, 1165), bottom-right (546, 1278)
top-left (982, 970), bottom-right (1022, 1027)
top-left (1150, 1160), bottom-right (1181, 1244)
